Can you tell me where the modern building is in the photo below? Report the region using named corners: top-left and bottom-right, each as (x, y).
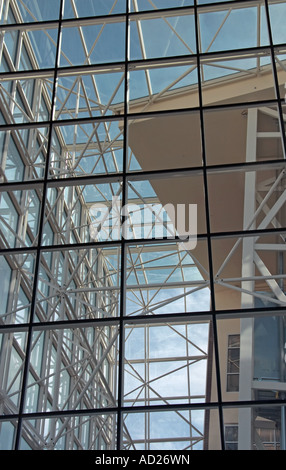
top-left (0, 0), bottom-right (285, 451)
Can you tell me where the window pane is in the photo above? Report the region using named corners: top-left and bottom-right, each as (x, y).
top-left (7, 0), bottom-right (61, 22)
top-left (130, 13), bottom-right (196, 60)
top-left (64, 0), bottom-right (126, 17)
top-left (130, 1), bottom-right (194, 11)
top-left (60, 22), bottom-right (126, 67)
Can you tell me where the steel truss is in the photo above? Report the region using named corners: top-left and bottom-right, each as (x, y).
top-left (0, 0), bottom-right (285, 451)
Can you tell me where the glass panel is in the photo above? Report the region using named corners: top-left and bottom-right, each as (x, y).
top-left (128, 59), bottom-right (199, 112)
top-left (0, 187), bottom-right (42, 248)
top-left (60, 21), bottom-right (126, 67)
top-left (50, 119), bottom-right (124, 178)
top-left (1, 0), bottom-right (61, 22)
top-left (0, 330), bottom-right (27, 415)
top-left (126, 173), bottom-right (206, 240)
top-left (229, 334), bottom-right (240, 348)
top-left (0, 29), bottom-right (19, 67)
top-left (25, 325), bottom-right (119, 414)
top-left (0, 420), bottom-right (17, 450)
top-left (227, 374), bottom-right (239, 393)
top-left (224, 425), bottom-right (238, 450)
top-left (207, 162), bottom-right (286, 234)
top-left (200, 51), bottom-right (276, 106)
top-left (269, 0), bottom-right (286, 45)
top-left (228, 349), bottom-right (240, 374)
top-left (27, 28), bottom-right (58, 69)
top-left (35, 246), bottom-right (121, 322)
top-left (0, 76), bottom-right (54, 124)
top-left (0, 127), bottom-right (49, 182)
top-left (43, 180), bottom-right (122, 245)
top-left (129, 1), bottom-right (194, 11)
top-left (0, 252), bottom-right (36, 324)
top-left (223, 406), bottom-right (285, 450)
top-left (0, 27), bottom-right (58, 70)
top-left (198, 2), bottom-right (269, 53)
top-left (217, 310), bottom-right (286, 406)
top-left (274, 49), bottom-right (286, 100)
top-left (125, 241), bottom-right (210, 316)
top-left (64, 0), bottom-right (126, 17)
top-left (124, 318), bottom-right (213, 408)
top-left (212, 232), bottom-right (286, 311)
top-left (54, 71), bottom-right (125, 120)
top-left (204, 105), bottom-right (285, 166)
top-left (123, 408), bottom-right (221, 450)
top-left (20, 413), bottom-right (117, 450)
top-left (129, 12), bottom-right (196, 60)
top-left (127, 111), bottom-right (202, 172)
top-left (198, 0), bottom-right (237, 3)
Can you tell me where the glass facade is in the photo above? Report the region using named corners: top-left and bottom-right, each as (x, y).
top-left (0, 0), bottom-right (285, 451)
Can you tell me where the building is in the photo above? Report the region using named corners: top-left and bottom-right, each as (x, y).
top-left (0, 0), bottom-right (285, 450)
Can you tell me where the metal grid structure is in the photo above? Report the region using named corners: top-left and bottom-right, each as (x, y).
top-left (0, 0), bottom-right (285, 451)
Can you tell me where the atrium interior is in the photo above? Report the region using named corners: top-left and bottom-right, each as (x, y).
top-left (0, 0), bottom-right (286, 450)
